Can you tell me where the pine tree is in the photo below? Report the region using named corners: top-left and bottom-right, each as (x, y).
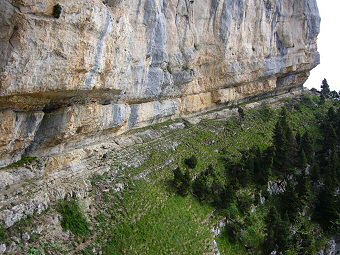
top-left (280, 183), bottom-right (301, 220)
top-left (184, 155), bottom-right (198, 169)
top-left (173, 167), bottom-right (191, 196)
top-left (334, 108), bottom-right (340, 143)
top-left (323, 149), bottom-right (340, 191)
top-left (254, 148), bottom-right (271, 186)
top-left (286, 125), bottom-right (298, 172)
top-left (265, 207), bottom-right (292, 253)
top-left (327, 107), bottom-right (337, 123)
top-left (298, 149), bottom-right (307, 168)
top-left (296, 169), bottom-right (312, 204)
top-left (320, 94), bottom-right (326, 104)
top-left (273, 117), bottom-right (289, 174)
top-left (276, 212), bottom-right (292, 252)
top-left (310, 161), bottom-right (321, 184)
top-left (265, 207), bottom-right (281, 253)
top-left (330, 90), bottom-right (339, 99)
top-left (321, 78), bottom-right (330, 98)
top-left (273, 108), bottom-right (298, 177)
top-left (314, 187), bottom-right (340, 234)
top-left (263, 147), bottom-right (274, 172)
top-left (296, 132), bottom-right (302, 148)
top-left (301, 132), bottom-right (314, 163)
top-left (320, 122), bottom-right (338, 160)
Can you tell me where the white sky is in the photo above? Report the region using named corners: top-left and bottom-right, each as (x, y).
top-left (304, 0), bottom-right (340, 91)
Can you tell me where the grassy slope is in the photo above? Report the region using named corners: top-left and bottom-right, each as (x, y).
top-left (9, 96), bottom-right (334, 254)
top-left (101, 182), bottom-right (213, 255)
top-left (85, 96), bottom-right (333, 255)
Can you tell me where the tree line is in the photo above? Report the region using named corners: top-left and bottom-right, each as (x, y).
top-left (172, 97), bottom-right (340, 254)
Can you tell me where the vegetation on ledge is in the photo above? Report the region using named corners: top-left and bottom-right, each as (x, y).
top-left (3, 94), bottom-right (339, 255)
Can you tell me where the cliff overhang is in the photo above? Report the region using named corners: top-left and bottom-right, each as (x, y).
top-left (0, 0), bottom-right (320, 167)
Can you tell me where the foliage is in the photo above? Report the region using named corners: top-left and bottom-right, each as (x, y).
top-left (6, 156), bottom-right (37, 168)
top-left (53, 4), bottom-right (62, 19)
top-left (28, 248), bottom-right (45, 255)
top-left (329, 90), bottom-right (339, 99)
top-left (272, 107), bottom-right (299, 177)
top-left (101, 182), bottom-right (213, 255)
top-left (81, 246), bottom-right (96, 255)
top-left (57, 200), bottom-right (90, 238)
top-left (321, 78), bottom-right (330, 98)
top-left (184, 155), bottom-right (198, 169)
top-left (258, 103), bottom-right (275, 122)
top-left (172, 167), bottom-right (191, 196)
top-left (313, 187), bottom-right (340, 234)
top-left (192, 165), bottom-right (230, 208)
top-left (0, 224), bottom-right (7, 242)
top-left (171, 98), bottom-right (340, 253)
top-left (237, 107), bottom-right (245, 119)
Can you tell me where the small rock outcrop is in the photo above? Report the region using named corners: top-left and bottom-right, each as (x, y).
top-left (0, 0), bottom-right (320, 167)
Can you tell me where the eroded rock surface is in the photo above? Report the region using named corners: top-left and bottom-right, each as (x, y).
top-left (0, 0), bottom-right (320, 166)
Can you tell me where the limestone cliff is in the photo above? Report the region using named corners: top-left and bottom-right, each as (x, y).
top-left (0, 0), bottom-right (320, 167)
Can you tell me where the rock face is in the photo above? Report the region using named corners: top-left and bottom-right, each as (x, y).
top-left (0, 0), bottom-right (320, 167)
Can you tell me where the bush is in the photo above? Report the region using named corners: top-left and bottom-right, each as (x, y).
top-left (58, 199), bottom-right (90, 238)
top-left (0, 224), bottom-right (7, 242)
top-left (238, 107), bottom-right (245, 119)
top-left (172, 167), bottom-right (191, 196)
top-left (192, 165), bottom-right (230, 208)
top-left (184, 155), bottom-right (198, 169)
top-left (258, 104), bottom-right (274, 122)
top-left (7, 156), bottom-right (37, 168)
top-left (28, 248), bottom-right (45, 255)
top-left (53, 4), bottom-right (62, 19)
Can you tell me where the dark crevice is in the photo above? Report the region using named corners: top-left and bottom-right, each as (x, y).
top-left (8, 26), bottom-right (18, 49)
top-left (0, 89), bottom-right (122, 112)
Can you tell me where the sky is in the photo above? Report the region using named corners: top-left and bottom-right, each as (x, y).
top-left (304, 0), bottom-right (340, 91)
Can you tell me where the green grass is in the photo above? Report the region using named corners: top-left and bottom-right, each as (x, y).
top-left (5, 156), bottom-right (37, 168)
top-left (57, 200), bottom-right (91, 238)
top-left (0, 224), bottom-right (7, 242)
top-left (98, 181), bottom-right (214, 255)
top-left (91, 96), bottom-right (334, 254)
top-left (28, 247), bottom-right (45, 255)
top-left (7, 95), bottom-right (336, 255)
top-left (216, 232), bottom-right (247, 255)
top-left (75, 97), bottom-right (339, 254)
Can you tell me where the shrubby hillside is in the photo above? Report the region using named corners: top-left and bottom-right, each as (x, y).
top-left (0, 94), bottom-right (339, 255)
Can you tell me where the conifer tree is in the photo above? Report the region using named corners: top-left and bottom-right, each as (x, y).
top-left (298, 149), bottom-right (307, 168)
top-left (280, 183), bottom-right (300, 220)
top-left (265, 207), bottom-right (291, 253)
top-left (321, 78), bottom-right (330, 98)
top-left (296, 132), bottom-right (302, 148)
top-left (327, 107), bottom-right (337, 123)
top-left (273, 114), bottom-right (289, 174)
top-left (320, 122), bottom-right (337, 160)
top-left (301, 132), bottom-right (314, 163)
top-left (296, 169), bottom-right (312, 204)
top-left (310, 161), bottom-right (321, 184)
top-left (254, 148), bottom-right (271, 186)
top-left (335, 108), bottom-right (340, 141)
top-left (320, 94), bottom-right (326, 104)
top-left (286, 125), bottom-right (298, 172)
top-left (265, 207), bottom-right (281, 252)
top-left (173, 167), bottom-right (191, 196)
top-left (277, 212), bottom-right (292, 252)
top-left (314, 187), bottom-right (340, 234)
top-left (273, 107), bottom-right (298, 177)
top-left (323, 149), bottom-right (340, 191)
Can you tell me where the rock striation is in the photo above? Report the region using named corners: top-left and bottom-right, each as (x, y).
top-left (0, 0), bottom-right (320, 167)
